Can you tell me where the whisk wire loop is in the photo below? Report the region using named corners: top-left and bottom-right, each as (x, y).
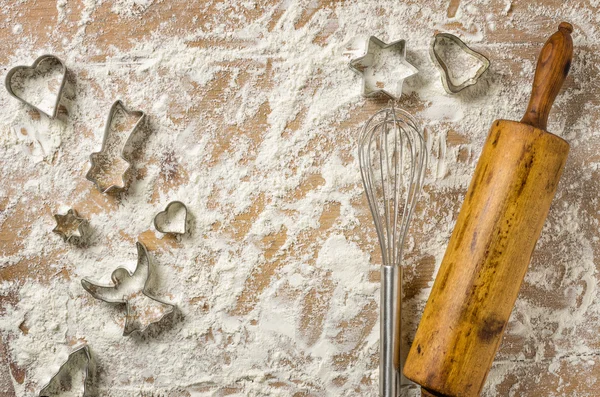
top-left (359, 104), bottom-right (427, 267)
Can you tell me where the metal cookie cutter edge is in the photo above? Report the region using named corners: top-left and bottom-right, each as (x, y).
top-left (5, 54), bottom-right (67, 119)
top-left (38, 345), bottom-right (94, 397)
top-left (81, 241), bottom-right (176, 336)
top-left (52, 208), bottom-right (88, 245)
top-left (153, 201), bottom-right (188, 235)
top-left (85, 100), bottom-right (147, 194)
top-left (349, 36), bottom-right (418, 100)
top-left (430, 33), bottom-right (490, 94)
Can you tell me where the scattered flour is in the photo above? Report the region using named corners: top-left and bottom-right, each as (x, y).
top-left (0, 0), bottom-right (599, 396)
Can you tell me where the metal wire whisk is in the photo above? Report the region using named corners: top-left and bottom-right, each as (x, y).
top-left (358, 103), bottom-right (427, 397)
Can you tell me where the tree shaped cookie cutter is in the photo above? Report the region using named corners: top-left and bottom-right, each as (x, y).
top-left (81, 242), bottom-right (175, 336)
top-left (38, 345), bottom-right (95, 397)
top-left (5, 54), bottom-right (68, 119)
top-left (430, 33), bottom-right (490, 94)
top-left (86, 100), bottom-right (146, 194)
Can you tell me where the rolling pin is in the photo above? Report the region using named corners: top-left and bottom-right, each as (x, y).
top-left (403, 22), bottom-right (574, 397)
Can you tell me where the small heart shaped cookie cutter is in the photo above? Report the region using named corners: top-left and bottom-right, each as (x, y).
top-left (430, 33), bottom-right (490, 94)
top-left (154, 201), bottom-right (188, 235)
top-left (38, 345), bottom-right (95, 397)
top-left (86, 100), bottom-right (146, 194)
top-left (5, 54), bottom-right (67, 119)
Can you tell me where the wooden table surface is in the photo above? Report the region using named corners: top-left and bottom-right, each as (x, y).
top-left (1, 0), bottom-right (600, 396)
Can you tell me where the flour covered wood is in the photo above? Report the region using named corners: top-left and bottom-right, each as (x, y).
top-left (1, 0), bottom-right (599, 396)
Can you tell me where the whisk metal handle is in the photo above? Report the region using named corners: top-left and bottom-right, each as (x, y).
top-left (380, 264), bottom-right (402, 397)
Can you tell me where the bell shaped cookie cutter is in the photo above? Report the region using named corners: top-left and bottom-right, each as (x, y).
top-left (5, 54), bottom-right (67, 119)
top-left (52, 208), bottom-right (88, 245)
top-left (86, 100), bottom-right (146, 194)
top-left (154, 201), bottom-right (188, 235)
top-left (81, 242), bottom-right (175, 336)
top-left (430, 33), bottom-right (490, 94)
top-left (349, 36), bottom-right (418, 100)
top-left (39, 345), bottom-right (95, 397)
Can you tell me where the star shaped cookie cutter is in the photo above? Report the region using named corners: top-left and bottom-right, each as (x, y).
top-left (81, 242), bottom-right (175, 336)
top-left (52, 209), bottom-right (88, 245)
top-left (5, 54), bottom-right (67, 119)
top-left (349, 36), bottom-right (418, 100)
top-left (86, 100), bottom-right (146, 194)
top-left (38, 345), bottom-right (95, 397)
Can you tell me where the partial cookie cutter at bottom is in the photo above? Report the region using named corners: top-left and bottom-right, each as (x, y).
top-left (86, 100), bottom-right (146, 194)
top-left (153, 201), bottom-right (188, 235)
top-left (5, 54), bottom-right (68, 119)
top-left (39, 345), bottom-right (95, 397)
top-left (430, 33), bottom-right (490, 94)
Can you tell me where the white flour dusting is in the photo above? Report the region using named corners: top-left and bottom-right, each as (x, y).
top-left (1, 0), bottom-right (599, 396)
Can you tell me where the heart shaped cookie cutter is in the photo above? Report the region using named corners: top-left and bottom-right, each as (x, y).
top-left (430, 33), bottom-right (490, 94)
top-left (154, 201), bottom-right (188, 235)
top-left (86, 100), bottom-right (146, 194)
top-left (5, 54), bottom-right (67, 119)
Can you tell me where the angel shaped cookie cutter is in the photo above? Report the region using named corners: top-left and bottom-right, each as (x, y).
top-left (81, 242), bottom-right (175, 336)
top-left (39, 345), bottom-right (95, 397)
top-left (86, 100), bottom-right (146, 194)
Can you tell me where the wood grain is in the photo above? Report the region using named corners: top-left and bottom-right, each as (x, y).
top-left (404, 120), bottom-right (570, 396)
top-left (405, 24), bottom-right (574, 397)
top-left (521, 23), bottom-right (574, 131)
top-left (0, 1), bottom-right (599, 396)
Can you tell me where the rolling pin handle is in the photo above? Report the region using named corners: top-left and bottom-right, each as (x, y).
top-left (520, 22), bottom-right (573, 131)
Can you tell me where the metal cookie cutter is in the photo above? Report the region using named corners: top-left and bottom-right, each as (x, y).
top-left (81, 242), bottom-right (175, 336)
top-left (154, 201), bottom-right (188, 235)
top-left (5, 54), bottom-right (67, 119)
top-left (53, 209), bottom-right (88, 245)
top-left (430, 33), bottom-right (490, 94)
top-left (86, 100), bottom-right (146, 194)
top-left (349, 36), bottom-right (418, 100)
top-left (39, 345), bottom-right (95, 397)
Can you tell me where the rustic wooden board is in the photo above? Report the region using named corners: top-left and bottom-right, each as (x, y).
top-left (1, 0), bottom-right (599, 396)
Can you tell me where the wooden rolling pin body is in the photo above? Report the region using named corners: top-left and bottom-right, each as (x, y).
top-left (404, 23), bottom-right (573, 397)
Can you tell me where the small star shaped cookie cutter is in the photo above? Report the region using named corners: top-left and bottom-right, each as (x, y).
top-left (38, 345), bottom-right (95, 397)
top-left (52, 209), bottom-right (88, 245)
top-left (81, 242), bottom-right (175, 336)
top-left (86, 100), bottom-right (146, 194)
top-left (349, 36), bottom-right (418, 100)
